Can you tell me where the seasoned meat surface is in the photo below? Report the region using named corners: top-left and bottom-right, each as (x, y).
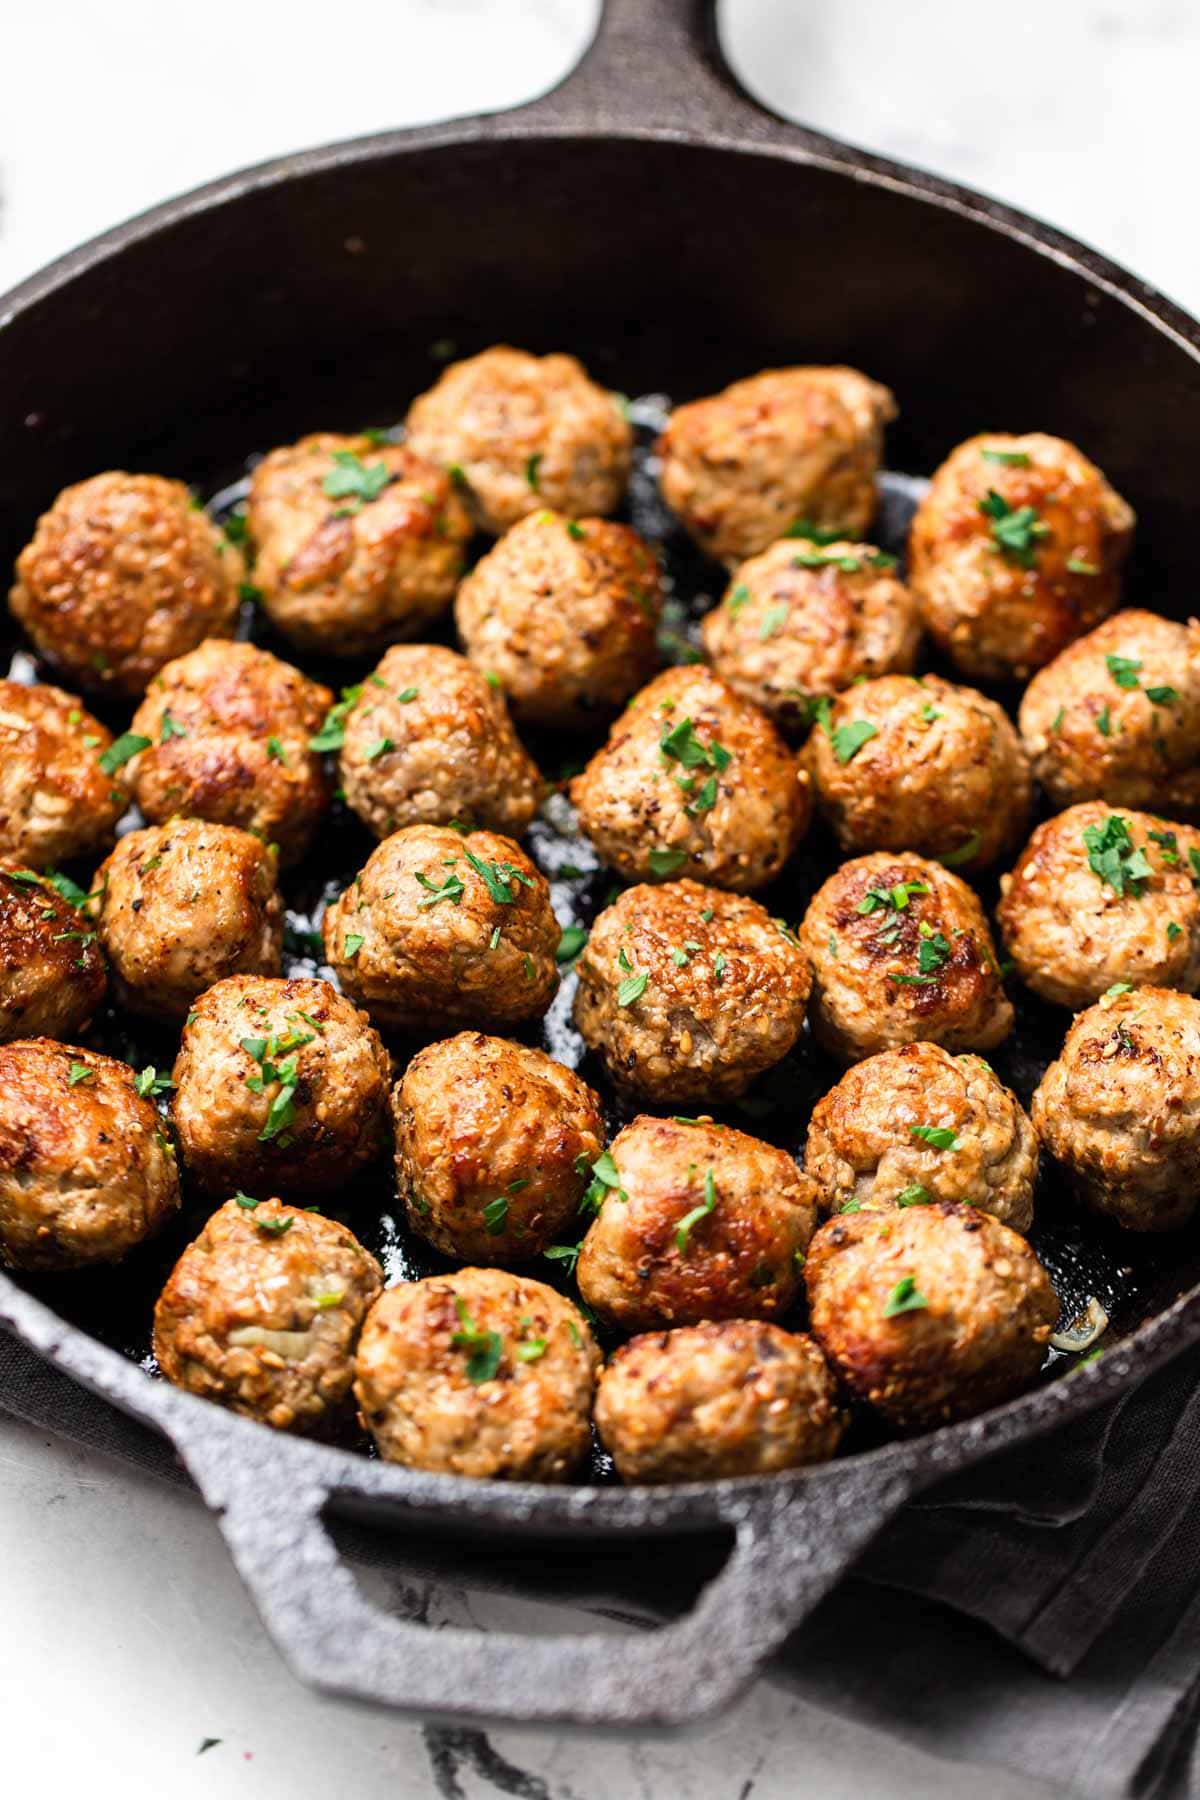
top-left (0, 679), bottom-right (126, 869)
top-left (0, 865), bottom-right (107, 1042)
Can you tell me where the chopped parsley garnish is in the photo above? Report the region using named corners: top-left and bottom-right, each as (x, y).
top-left (98, 732), bottom-right (151, 774)
top-left (396, 686), bottom-right (419, 703)
top-left (365, 737), bottom-right (394, 762)
top-left (1052, 707), bottom-right (1066, 734)
top-left (266, 736), bottom-right (287, 765)
top-left (556, 924), bottom-right (588, 963)
top-left (978, 488), bottom-right (1050, 567)
top-left (578, 1148), bottom-right (626, 1218)
top-left (67, 1062), bottom-right (93, 1087)
top-left (829, 719), bottom-right (878, 765)
top-left (660, 716), bottom-right (732, 775)
top-left (233, 1192), bottom-right (260, 1209)
top-left (223, 510), bottom-right (249, 544)
top-left (451, 1296), bottom-right (503, 1384)
top-left (1105, 981), bottom-right (1134, 996)
top-left (515, 1338), bottom-right (547, 1363)
top-left (566, 520), bottom-right (586, 541)
top-left (783, 518), bottom-right (844, 544)
top-left (309, 685), bottom-right (361, 753)
top-left (980, 448), bottom-right (1031, 467)
top-left (544, 1241), bottom-right (583, 1276)
top-left (1147, 685), bottom-right (1178, 706)
top-left (939, 831), bottom-right (982, 867)
top-left (1097, 706), bottom-right (1113, 737)
top-left (618, 971), bottom-right (648, 1007)
top-left (160, 710), bottom-right (187, 741)
top-left (1168, 921), bottom-right (1183, 941)
top-left (675, 1167), bottom-right (717, 1254)
top-left (648, 848), bottom-right (688, 877)
top-left (414, 869), bottom-right (465, 909)
top-left (840, 1199), bottom-right (863, 1214)
top-left (883, 1276), bottom-right (929, 1317)
top-left (857, 881), bottom-right (929, 915)
top-left (322, 450), bottom-right (391, 505)
top-left (727, 583), bottom-right (751, 616)
top-left (712, 951), bottom-right (727, 983)
top-left (910, 1124), bottom-right (962, 1151)
top-left (525, 452), bottom-right (543, 490)
top-left (343, 932), bottom-right (365, 956)
top-left (685, 773), bottom-right (719, 816)
top-left (1067, 557), bottom-right (1099, 575)
top-left (482, 1196), bottom-right (509, 1235)
top-left (464, 851), bottom-right (534, 905)
top-left (1083, 814), bottom-right (1152, 897)
top-left (896, 1184), bottom-right (933, 1207)
top-left (758, 603), bottom-right (790, 641)
top-left (135, 1066), bottom-right (174, 1098)
top-left (1106, 653), bottom-right (1142, 690)
top-left (256, 1214), bottom-right (294, 1237)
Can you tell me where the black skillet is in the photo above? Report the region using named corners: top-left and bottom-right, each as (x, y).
top-left (3, 0), bottom-right (1200, 1733)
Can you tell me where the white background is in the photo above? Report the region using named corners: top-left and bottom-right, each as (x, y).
top-left (2, 4), bottom-right (1193, 1796)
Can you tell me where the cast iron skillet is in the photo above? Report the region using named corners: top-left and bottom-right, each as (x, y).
top-left (4, 0), bottom-right (1200, 1733)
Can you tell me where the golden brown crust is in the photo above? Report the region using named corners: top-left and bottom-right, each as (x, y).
top-left (909, 433), bottom-right (1134, 681)
top-left (0, 866), bottom-right (107, 1042)
top-left (0, 679), bottom-right (126, 868)
top-left (127, 639), bottom-right (332, 866)
top-left (572, 879), bottom-right (811, 1101)
top-left (10, 473), bottom-right (240, 696)
top-left (153, 1197), bottom-right (383, 1432)
top-left (392, 1033), bottom-right (604, 1262)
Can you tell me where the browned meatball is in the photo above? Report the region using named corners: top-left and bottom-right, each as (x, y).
top-left (805, 1041), bottom-right (1037, 1232)
top-left (799, 853), bottom-right (1013, 1063)
top-left (576, 1115), bottom-right (817, 1334)
top-left (246, 433), bottom-right (471, 655)
top-left (10, 472), bottom-right (241, 696)
top-left (392, 1033), bottom-right (604, 1262)
top-left (571, 666), bottom-right (810, 893)
top-left (455, 510), bottom-right (663, 727)
top-left (322, 824), bottom-right (559, 1034)
top-left (0, 680), bottom-right (126, 868)
top-left (806, 674), bottom-right (1032, 872)
top-left (336, 645), bottom-right (542, 841)
top-left (700, 537), bottom-right (920, 733)
top-left (595, 1321), bottom-right (846, 1483)
top-left (126, 639), bottom-right (332, 866)
top-left (90, 821), bottom-right (283, 1023)
top-left (405, 346), bottom-right (632, 536)
top-left (658, 366), bottom-right (896, 567)
top-left (909, 433), bottom-right (1134, 681)
top-left (996, 803), bottom-right (1200, 1010)
top-left (1033, 986), bottom-right (1200, 1232)
top-left (171, 975), bottom-right (392, 1198)
top-left (573, 880), bottom-right (811, 1102)
top-left (153, 1197), bottom-right (383, 1432)
top-left (805, 1203), bottom-right (1058, 1431)
top-left (1019, 610), bottom-right (1200, 819)
top-left (354, 1267), bottom-right (600, 1479)
top-left (0, 1040), bottom-right (179, 1271)
top-left (0, 866), bottom-right (107, 1042)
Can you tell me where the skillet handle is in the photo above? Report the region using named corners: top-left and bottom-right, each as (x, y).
top-left (179, 1434), bottom-right (914, 1729)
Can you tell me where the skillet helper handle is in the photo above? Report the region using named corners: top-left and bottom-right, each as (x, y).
top-left (181, 1437), bottom-right (914, 1729)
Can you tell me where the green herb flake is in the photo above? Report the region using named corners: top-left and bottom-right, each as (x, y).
top-left (910, 1124), bottom-right (962, 1151)
top-left (883, 1275), bottom-right (929, 1317)
top-left (135, 1065), bottom-right (174, 1098)
top-left (322, 450), bottom-right (391, 505)
top-left (545, 1241), bottom-right (583, 1276)
top-left (939, 830), bottom-right (982, 868)
top-left (648, 848), bottom-right (688, 877)
top-left (758, 603), bottom-right (790, 642)
top-left (343, 932), bottom-right (365, 956)
top-left (482, 1196), bottom-right (509, 1235)
top-left (830, 719), bottom-right (878, 765)
top-left (675, 1166), bottom-right (717, 1254)
top-left (556, 924), bottom-right (588, 963)
top-left (67, 1062), bottom-right (93, 1087)
top-left (309, 684), bottom-right (362, 753)
top-left (160, 710), bottom-right (187, 742)
top-left (1067, 556), bottom-right (1099, 575)
top-left (727, 583), bottom-right (751, 617)
top-left (450, 1295), bottom-right (503, 1384)
top-left (1106, 653), bottom-right (1142, 690)
top-left (98, 732), bottom-right (151, 774)
top-left (1147, 685), bottom-right (1179, 706)
top-left (566, 520), bottom-right (586, 541)
top-left (464, 850), bottom-right (534, 906)
top-left (234, 1191), bottom-right (260, 1209)
top-left (980, 448), bottom-right (1031, 467)
top-left (266, 736), bottom-right (287, 765)
top-left (1105, 981), bottom-right (1135, 996)
top-left (978, 488), bottom-right (1050, 567)
top-left (1168, 921), bottom-right (1183, 941)
top-left (256, 1213), bottom-right (294, 1237)
top-left (1083, 814), bottom-right (1153, 897)
top-left (618, 971), bottom-right (649, 1007)
top-left (515, 1338), bottom-right (547, 1363)
top-left (525, 452), bottom-right (543, 491)
top-left (896, 1184), bottom-right (933, 1207)
top-left (1097, 706), bottom-right (1113, 737)
top-left (365, 737), bottom-right (395, 762)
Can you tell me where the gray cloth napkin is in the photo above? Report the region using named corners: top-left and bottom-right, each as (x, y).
top-left (3, 1326), bottom-right (1198, 1800)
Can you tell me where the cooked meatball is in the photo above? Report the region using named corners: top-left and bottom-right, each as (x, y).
top-left (576, 1115), bottom-right (817, 1333)
top-left (153, 1197), bottom-right (383, 1432)
top-left (353, 1267), bottom-right (600, 1480)
top-left (799, 852), bottom-right (1013, 1063)
top-left (805, 1203), bottom-right (1058, 1431)
top-left (573, 880), bottom-right (811, 1102)
top-left (337, 645), bottom-right (542, 841)
top-left (171, 975), bottom-right (392, 1198)
top-left (996, 802), bottom-right (1200, 1009)
top-left (0, 679), bottom-right (126, 868)
top-left (571, 666), bottom-right (810, 893)
top-left (10, 472), bottom-right (241, 696)
top-left (393, 1033), bottom-right (604, 1262)
top-left (658, 366), bottom-right (896, 567)
top-left (1033, 986), bottom-right (1200, 1232)
top-left (595, 1322), bottom-right (846, 1483)
top-left (322, 824), bottom-right (559, 1034)
top-left (805, 1041), bottom-right (1037, 1232)
top-left (405, 346), bottom-right (632, 536)
top-left (126, 639), bottom-right (332, 866)
top-left (90, 821), bottom-right (283, 1023)
top-left (806, 673), bottom-right (1032, 872)
top-left (908, 433), bottom-right (1134, 681)
top-left (1019, 610), bottom-right (1200, 819)
top-left (0, 866), bottom-right (107, 1042)
top-left (246, 433), bottom-right (471, 655)
top-left (455, 510), bottom-right (663, 727)
top-left (0, 1040), bottom-right (179, 1271)
top-left (700, 537), bottom-right (919, 733)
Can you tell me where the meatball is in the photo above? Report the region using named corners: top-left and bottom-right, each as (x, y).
top-left (700, 537), bottom-right (919, 733)
top-left (1019, 610), bottom-right (1200, 819)
top-left (1033, 986), bottom-right (1200, 1232)
top-left (405, 346), bottom-right (632, 536)
top-left (908, 433), bottom-right (1134, 681)
top-left (322, 824), bottom-right (559, 1034)
top-left (0, 1040), bottom-right (179, 1272)
top-left (804, 1041), bottom-right (1037, 1232)
top-left (10, 472), bottom-right (240, 696)
top-left (805, 1203), bottom-right (1058, 1431)
top-left (90, 821), bottom-right (283, 1023)
top-left (126, 639), bottom-right (332, 866)
top-left (806, 673), bottom-right (1032, 872)
top-left (171, 975), bottom-right (392, 1198)
top-left (153, 1197), bottom-right (383, 1432)
top-left (353, 1267), bottom-right (600, 1480)
top-left (658, 366), bottom-right (896, 567)
top-left (799, 852), bottom-right (1013, 1063)
top-left (576, 1115), bottom-right (817, 1333)
top-left (0, 865), bottom-right (107, 1042)
top-left (573, 880), bottom-right (811, 1102)
top-left (996, 803), bottom-right (1200, 1010)
top-left (595, 1322), bottom-right (846, 1483)
top-left (246, 433), bottom-right (472, 655)
top-left (455, 510), bottom-right (663, 727)
top-left (0, 679), bottom-right (126, 868)
top-left (393, 1033), bottom-right (604, 1262)
top-left (571, 666), bottom-right (810, 893)
top-left (337, 645), bottom-right (542, 841)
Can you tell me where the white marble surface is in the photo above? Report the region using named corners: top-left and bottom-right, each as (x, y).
top-left (0, 4), bottom-right (1190, 1797)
